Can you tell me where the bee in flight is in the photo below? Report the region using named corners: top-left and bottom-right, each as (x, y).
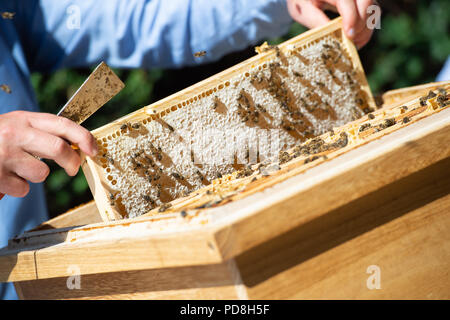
top-left (0, 84), bottom-right (11, 94)
top-left (194, 51), bottom-right (206, 58)
top-left (1, 12), bottom-right (15, 19)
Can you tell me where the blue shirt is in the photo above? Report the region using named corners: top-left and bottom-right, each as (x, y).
top-left (0, 0), bottom-right (292, 299)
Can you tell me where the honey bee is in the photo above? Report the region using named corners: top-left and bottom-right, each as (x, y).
top-left (359, 123), bottom-right (371, 132)
top-left (333, 53), bottom-right (342, 64)
top-left (167, 124), bottom-right (174, 132)
top-left (419, 96), bottom-right (427, 106)
top-left (256, 104), bottom-right (266, 113)
top-left (213, 96), bottom-right (219, 110)
top-left (180, 211), bottom-right (187, 218)
top-left (368, 113), bottom-right (375, 120)
top-left (402, 116), bottom-right (410, 124)
top-left (0, 84), bottom-right (11, 94)
top-left (194, 51), bottom-right (206, 58)
top-left (109, 192), bottom-right (115, 205)
top-left (321, 53), bottom-right (330, 61)
top-left (426, 90), bottom-right (437, 99)
top-left (158, 203), bottom-right (172, 212)
top-left (327, 69), bottom-right (335, 78)
top-left (269, 62), bottom-right (280, 70)
top-left (437, 87), bottom-right (447, 95)
top-left (131, 123), bottom-right (140, 129)
top-left (384, 118), bottom-right (396, 127)
top-left (275, 46), bottom-right (281, 58)
top-left (0, 12), bottom-right (15, 19)
top-left (196, 170), bottom-right (204, 181)
top-left (171, 172), bottom-right (183, 180)
top-left (120, 123), bottom-right (130, 130)
top-left (437, 93), bottom-right (449, 107)
top-left (106, 155), bottom-right (114, 165)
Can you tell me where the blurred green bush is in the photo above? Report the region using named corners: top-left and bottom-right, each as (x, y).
top-left (31, 0), bottom-right (449, 218)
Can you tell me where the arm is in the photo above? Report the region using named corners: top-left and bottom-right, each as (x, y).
top-left (23, 0), bottom-right (293, 71)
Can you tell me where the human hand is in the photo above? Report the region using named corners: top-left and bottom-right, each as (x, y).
top-left (286, 0), bottom-right (379, 49)
top-left (0, 111), bottom-right (98, 197)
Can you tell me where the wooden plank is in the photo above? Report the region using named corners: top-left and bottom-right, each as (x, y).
top-left (29, 201), bottom-right (102, 232)
top-left (0, 224), bottom-right (225, 282)
top-left (236, 158), bottom-right (450, 299)
top-left (81, 157), bottom-right (122, 221)
top-left (14, 260), bottom-right (246, 300)
top-left (382, 81), bottom-right (448, 107)
top-left (0, 249), bottom-right (37, 282)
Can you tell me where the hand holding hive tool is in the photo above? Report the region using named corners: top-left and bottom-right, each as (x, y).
top-left (0, 62), bottom-right (124, 200)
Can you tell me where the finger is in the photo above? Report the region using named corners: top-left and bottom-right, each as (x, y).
top-left (316, 0), bottom-right (338, 11)
top-left (336, 0), bottom-right (362, 39)
top-left (0, 173), bottom-right (29, 198)
top-left (288, 0), bottom-right (331, 30)
top-left (28, 113), bottom-right (98, 157)
top-left (356, 0), bottom-right (374, 21)
top-left (20, 128), bottom-right (81, 176)
top-left (8, 151), bottom-right (50, 183)
top-left (353, 27), bottom-right (373, 49)
top-left (354, 0), bottom-right (377, 48)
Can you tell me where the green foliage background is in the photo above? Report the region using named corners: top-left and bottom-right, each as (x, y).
top-left (30, 0), bottom-right (449, 218)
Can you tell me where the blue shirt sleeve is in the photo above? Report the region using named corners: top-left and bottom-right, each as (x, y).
top-left (22, 0), bottom-right (292, 72)
top-left (436, 56), bottom-right (450, 82)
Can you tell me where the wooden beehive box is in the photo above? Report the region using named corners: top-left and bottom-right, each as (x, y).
top-left (0, 16), bottom-right (449, 299)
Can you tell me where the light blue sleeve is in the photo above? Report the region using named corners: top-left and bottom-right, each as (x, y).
top-left (436, 57), bottom-right (450, 82)
top-left (24, 0), bottom-right (293, 71)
